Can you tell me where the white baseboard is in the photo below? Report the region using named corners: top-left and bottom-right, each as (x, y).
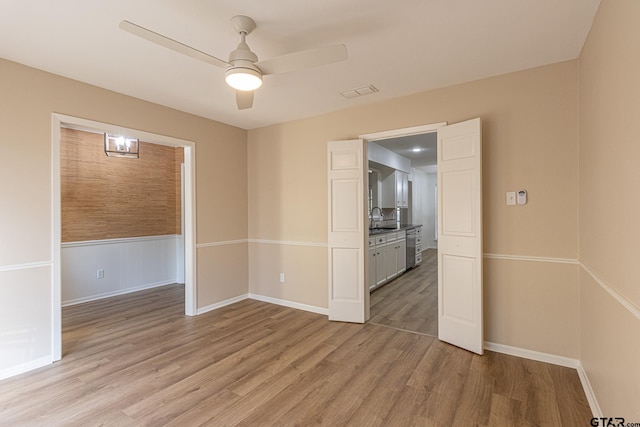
top-left (62, 280), bottom-right (177, 307)
top-left (195, 293), bottom-right (328, 317)
top-left (197, 294), bottom-right (249, 315)
top-left (484, 341), bottom-right (579, 368)
top-left (248, 293), bottom-right (328, 316)
top-left (485, 341), bottom-right (601, 417)
top-left (576, 362), bottom-right (603, 418)
top-left (0, 355), bottom-right (52, 381)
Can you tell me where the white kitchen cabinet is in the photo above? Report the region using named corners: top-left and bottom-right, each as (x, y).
top-left (368, 230), bottom-right (408, 291)
top-left (389, 231), bottom-right (406, 278)
top-left (397, 234), bottom-right (407, 274)
top-left (381, 170), bottom-right (409, 208)
top-left (385, 232), bottom-right (399, 281)
top-left (400, 172), bottom-right (409, 208)
top-left (368, 237), bottom-right (376, 290)
top-left (374, 234), bottom-right (387, 287)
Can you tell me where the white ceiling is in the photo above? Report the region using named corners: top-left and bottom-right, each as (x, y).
top-left (376, 133), bottom-right (438, 168)
top-left (0, 0), bottom-right (600, 130)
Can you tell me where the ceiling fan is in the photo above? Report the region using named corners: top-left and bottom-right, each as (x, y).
top-left (119, 16), bottom-right (348, 110)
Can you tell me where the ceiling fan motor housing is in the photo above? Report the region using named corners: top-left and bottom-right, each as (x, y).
top-left (226, 27), bottom-right (263, 91)
top-left (225, 59), bottom-right (263, 91)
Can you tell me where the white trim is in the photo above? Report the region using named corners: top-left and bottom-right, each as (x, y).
top-left (0, 356), bottom-right (53, 382)
top-left (248, 239), bottom-right (327, 248)
top-left (183, 142), bottom-right (197, 317)
top-left (196, 294), bottom-right (249, 315)
top-left (196, 239), bottom-right (248, 248)
top-left (62, 235), bottom-right (180, 248)
top-left (0, 261), bottom-right (52, 273)
top-left (359, 122), bottom-right (447, 141)
top-left (483, 253), bottom-right (579, 265)
top-left (483, 341), bottom-right (579, 368)
top-left (580, 262), bottom-right (640, 321)
top-left (249, 293), bottom-right (329, 315)
top-left (51, 114), bottom-right (198, 362)
top-left (576, 362), bottom-right (603, 418)
top-left (51, 116), bottom-right (62, 361)
top-left (196, 293), bottom-right (328, 317)
top-left (62, 280), bottom-right (176, 307)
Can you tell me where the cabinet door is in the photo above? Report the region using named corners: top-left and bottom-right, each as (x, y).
top-left (376, 244), bottom-right (387, 286)
top-left (380, 172), bottom-right (396, 208)
top-left (386, 241), bottom-right (398, 280)
top-left (397, 238), bottom-right (407, 273)
top-left (401, 172), bottom-right (409, 207)
top-left (395, 171), bottom-right (403, 207)
top-left (368, 246), bottom-right (376, 290)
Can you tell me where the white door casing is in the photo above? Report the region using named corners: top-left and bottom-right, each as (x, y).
top-left (51, 114), bottom-right (198, 361)
top-left (327, 139), bottom-right (369, 322)
top-left (437, 118), bottom-right (483, 354)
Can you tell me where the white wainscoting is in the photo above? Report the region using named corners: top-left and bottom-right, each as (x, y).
top-left (62, 235), bottom-right (182, 306)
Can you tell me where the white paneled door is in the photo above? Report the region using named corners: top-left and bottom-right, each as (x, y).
top-left (437, 118), bottom-right (483, 354)
top-left (327, 139), bottom-right (368, 323)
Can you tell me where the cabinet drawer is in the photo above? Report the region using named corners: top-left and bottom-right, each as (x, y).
top-left (416, 235), bottom-right (422, 245)
top-left (397, 230), bottom-right (406, 239)
top-left (415, 227), bottom-right (422, 235)
top-left (375, 235), bottom-right (387, 245)
top-left (386, 232), bottom-right (398, 242)
top-left (368, 237), bottom-right (376, 247)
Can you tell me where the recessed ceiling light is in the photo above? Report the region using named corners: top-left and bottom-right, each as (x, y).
top-left (411, 148), bottom-right (423, 152)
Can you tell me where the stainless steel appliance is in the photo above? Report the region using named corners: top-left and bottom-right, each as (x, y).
top-left (406, 226), bottom-right (423, 269)
top-left (406, 227), bottom-right (416, 268)
top-left (414, 226), bottom-right (423, 265)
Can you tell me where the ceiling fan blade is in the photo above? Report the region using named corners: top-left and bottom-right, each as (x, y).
top-left (257, 44), bottom-right (347, 75)
top-left (119, 20), bottom-right (228, 69)
top-left (236, 90), bottom-right (254, 110)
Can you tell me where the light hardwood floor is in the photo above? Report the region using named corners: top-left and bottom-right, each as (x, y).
top-left (0, 284), bottom-right (592, 426)
top-left (370, 248), bottom-right (438, 336)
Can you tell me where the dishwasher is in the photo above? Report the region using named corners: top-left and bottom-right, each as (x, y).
top-left (406, 228), bottom-right (416, 269)
top-left (406, 226), bottom-right (423, 269)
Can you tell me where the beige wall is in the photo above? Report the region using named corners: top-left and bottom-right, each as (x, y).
top-left (578, 0), bottom-right (640, 418)
top-left (0, 58), bottom-right (248, 376)
top-left (248, 60), bottom-right (580, 357)
top-left (5, 4), bottom-right (637, 416)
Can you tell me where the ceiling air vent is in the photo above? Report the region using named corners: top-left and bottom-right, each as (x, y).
top-left (340, 84), bottom-right (379, 99)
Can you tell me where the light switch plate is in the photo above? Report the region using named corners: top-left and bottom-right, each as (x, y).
top-left (506, 192), bottom-right (516, 206)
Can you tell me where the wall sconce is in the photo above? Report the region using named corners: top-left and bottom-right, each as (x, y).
top-left (104, 133), bottom-right (140, 158)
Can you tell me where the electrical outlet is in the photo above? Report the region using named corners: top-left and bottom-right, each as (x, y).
top-left (97, 269), bottom-right (105, 279)
top-left (279, 273), bottom-right (285, 283)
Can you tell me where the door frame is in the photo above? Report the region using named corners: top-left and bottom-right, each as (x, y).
top-left (359, 122), bottom-right (447, 315)
top-left (51, 114), bottom-right (197, 361)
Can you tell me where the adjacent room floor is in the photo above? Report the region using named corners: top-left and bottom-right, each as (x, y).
top-left (0, 284), bottom-right (592, 425)
top-left (369, 248), bottom-right (438, 336)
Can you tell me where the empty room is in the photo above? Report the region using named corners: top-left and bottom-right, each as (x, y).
top-left (0, 0), bottom-right (638, 425)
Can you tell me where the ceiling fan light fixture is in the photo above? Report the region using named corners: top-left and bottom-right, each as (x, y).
top-left (225, 66), bottom-right (262, 91)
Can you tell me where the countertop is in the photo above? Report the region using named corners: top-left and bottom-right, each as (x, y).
top-left (368, 224), bottom-right (422, 235)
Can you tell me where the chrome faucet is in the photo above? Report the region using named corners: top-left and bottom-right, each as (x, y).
top-left (370, 207), bottom-right (383, 229)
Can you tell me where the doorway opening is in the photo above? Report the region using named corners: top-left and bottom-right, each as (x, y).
top-left (51, 114), bottom-right (197, 361)
top-left (361, 123), bottom-right (443, 336)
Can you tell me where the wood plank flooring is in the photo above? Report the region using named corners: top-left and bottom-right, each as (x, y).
top-left (0, 284), bottom-right (592, 426)
top-left (370, 248), bottom-right (438, 336)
